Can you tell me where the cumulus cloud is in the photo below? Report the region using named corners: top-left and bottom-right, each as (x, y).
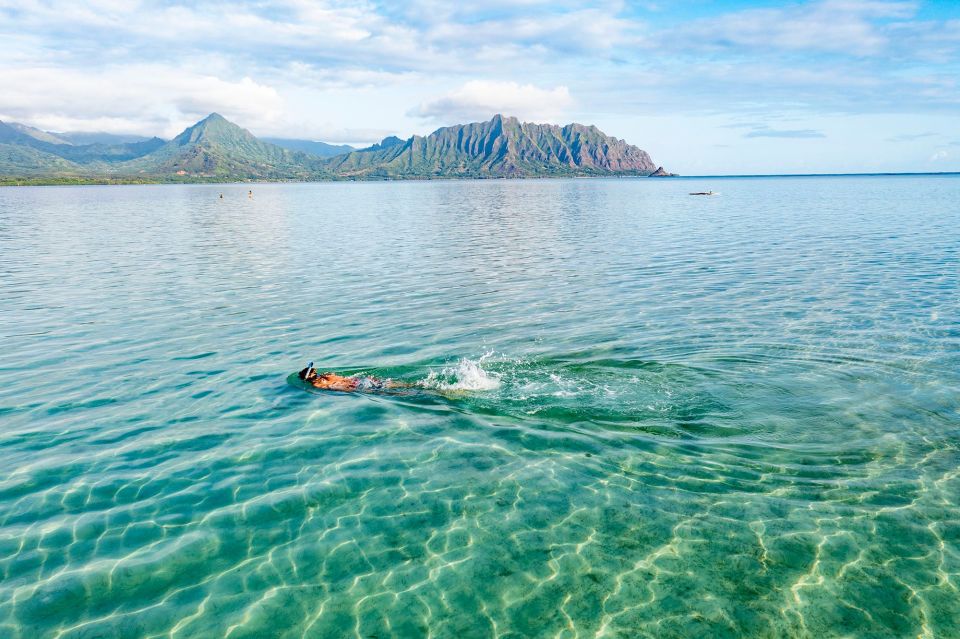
top-left (663, 0), bottom-right (919, 56)
top-left (427, 9), bottom-right (643, 55)
top-left (410, 81), bottom-right (574, 124)
top-left (1, 0), bottom-right (959, 147)
top-left (0, 1), bottom-right (436, 77)
top-left (383, 1), bottom-right (646, 57)
top-left (0, 65), bottom-right (282, 137)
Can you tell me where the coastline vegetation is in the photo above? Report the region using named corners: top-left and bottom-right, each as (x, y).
top-left (0, 113), bottom-right (665, 185)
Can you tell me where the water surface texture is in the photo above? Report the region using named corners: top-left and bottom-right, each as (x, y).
top-left (1, 177), bottom-right (958, 638)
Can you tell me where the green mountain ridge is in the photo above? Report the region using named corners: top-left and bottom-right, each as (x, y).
top-left (359, 136), bottom-right (405, 152)
top-left (0, 143), bottom-right (79, 174)
top-left (0, 120), bottom-right (166, 169)
top-left (0, 113), bottom-right (667, 184)
top-left (324, 114), bottom-right (658, 178)
top-left (262, 137), bottom-right (355, 158)
top-left (119, 113), bottom-right (326, 179)
top-left (7, 122), bottom-right (74, 145)
top-left (56, 131), bottom-right (154, 145)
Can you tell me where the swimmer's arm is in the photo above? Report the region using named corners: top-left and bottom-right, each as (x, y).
top-left (309, 378), bottom-right (352, 391)
top-left (384, 380), bottom-right (417, 389)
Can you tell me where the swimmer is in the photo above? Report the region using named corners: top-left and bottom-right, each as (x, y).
top-left (297, 362), bottom-right (408, 392)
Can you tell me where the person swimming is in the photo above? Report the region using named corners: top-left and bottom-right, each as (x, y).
top-left (297, 362), bottom-right (400, 392)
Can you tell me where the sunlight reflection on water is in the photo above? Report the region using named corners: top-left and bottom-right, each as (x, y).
top-left (1, 176), bottom-right (958, 638)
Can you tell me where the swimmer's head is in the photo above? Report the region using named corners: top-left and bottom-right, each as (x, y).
top-left (298, 362), bottom-right (317, 381)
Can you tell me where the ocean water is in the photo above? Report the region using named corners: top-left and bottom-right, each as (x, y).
top-left (0, 176), bottom-right (958, 638)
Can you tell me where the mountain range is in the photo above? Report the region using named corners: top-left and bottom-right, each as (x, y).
top-left (0, 113), bottom-right (668, 184)
top-left (262, 138), bottom-right (356, 157)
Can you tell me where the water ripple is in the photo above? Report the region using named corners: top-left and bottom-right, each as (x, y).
top-left (0, 177), bottom-right (958, 638)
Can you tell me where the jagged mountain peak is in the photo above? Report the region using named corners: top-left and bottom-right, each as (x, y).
top-left (6, 122), bottom-right (73, 145)
top-left (326, 116), bottom-right (658, 178)
top-left (126, 113), bottom-right (326, 179)
top-left (173, 113), bottom-right (255, 146)
top-left (360, 135), bottom-right (407, 152)
top-left (1, 112), bottom-right (664, 181)
top-left (377, 135), bottom-right (406, 148)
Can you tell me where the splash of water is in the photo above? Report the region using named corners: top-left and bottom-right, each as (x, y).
top-left (422, 355), bottom-right (502, 391)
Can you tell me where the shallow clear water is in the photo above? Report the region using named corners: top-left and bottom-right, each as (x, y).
top-left (1, 177), bottom-right (958, 638)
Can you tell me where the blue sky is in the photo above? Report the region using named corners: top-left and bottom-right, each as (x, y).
top-left (1, 0), bottom-right (959, 174)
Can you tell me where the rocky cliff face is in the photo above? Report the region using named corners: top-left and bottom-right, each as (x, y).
top-left (324, 114), bottom-right (659, 178)
top-left (649, 166), bottom-right (677, 177)
top-left (0, 113), bottom-right (666, 182)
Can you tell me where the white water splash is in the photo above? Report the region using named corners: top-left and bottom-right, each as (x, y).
top-left (422, 355), bottom-right (501, 391)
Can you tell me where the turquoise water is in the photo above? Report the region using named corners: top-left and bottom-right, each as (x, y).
top-left (1, 177), bottom-right (958, 638)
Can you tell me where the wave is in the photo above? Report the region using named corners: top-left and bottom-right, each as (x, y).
top-left (420, 353), bottom-right (502, 391)
top-left (287, 348), bottom-right (930, 452)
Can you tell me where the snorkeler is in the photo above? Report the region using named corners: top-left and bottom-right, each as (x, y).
top-left (297, 362), bottom-right (405, 392)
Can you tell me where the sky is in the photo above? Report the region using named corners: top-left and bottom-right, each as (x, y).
top-left (1, 0), bottom-right (959, 174)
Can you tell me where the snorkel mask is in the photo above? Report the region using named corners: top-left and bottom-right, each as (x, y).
top-left (298, 361), bottom-right (316, 381)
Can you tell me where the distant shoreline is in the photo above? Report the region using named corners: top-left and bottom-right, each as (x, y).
top-left (681, 171), bottom-right (960, 179)
top-left (2, 171), bottom-right (959, 187)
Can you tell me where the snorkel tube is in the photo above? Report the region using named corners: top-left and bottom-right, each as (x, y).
top-left (298, 361), bottom-right (316, 381)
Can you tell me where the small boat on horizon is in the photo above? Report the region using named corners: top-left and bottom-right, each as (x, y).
top-left (689, 191), bottom-right (716, 195)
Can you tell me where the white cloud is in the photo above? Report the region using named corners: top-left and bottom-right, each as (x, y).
top-left (666, 0), bottom-right (919, 56)
top-left (427, 8), bottom-right (644, 54)
top-left (0, 65), bottom-right (282, 136)
top-left (411, 81), bottom-right (574, 124)
top-left (1, 0), bottom-right (959, 169)
top-left (279, 62), bottom-right (420, 90)
top-left (0, 0), bottom-right (437, 75)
